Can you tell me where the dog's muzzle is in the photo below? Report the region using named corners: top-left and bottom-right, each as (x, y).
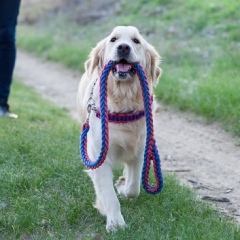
top-left (112, 59), bottom-right (136, 80)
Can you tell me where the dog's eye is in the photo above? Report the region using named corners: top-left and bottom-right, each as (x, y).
top-left (133, 38), bottom-right (140, 44)
top-left (110, 37), bottom-right (117, 42)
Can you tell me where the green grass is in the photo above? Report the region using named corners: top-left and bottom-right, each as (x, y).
top-left (17, 0), bottom-right (240, 136)
top-left (0, 81), bottom-right (239, 239)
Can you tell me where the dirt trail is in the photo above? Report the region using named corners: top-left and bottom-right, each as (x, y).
top-left (15, 50), bottom-right (240, 223)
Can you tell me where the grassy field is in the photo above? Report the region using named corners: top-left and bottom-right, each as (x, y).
top-left (17, 0), bottom-right (240, 137)
top-left (0, 81), bottom-right (239, 239)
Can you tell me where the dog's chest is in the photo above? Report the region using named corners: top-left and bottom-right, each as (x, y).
top-left (108, 122), bottom-right (145, 161)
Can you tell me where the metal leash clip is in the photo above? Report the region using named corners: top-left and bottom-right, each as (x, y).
top-left (85, 79), bottom-right (98, 123)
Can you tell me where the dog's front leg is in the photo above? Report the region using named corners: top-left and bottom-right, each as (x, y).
top-left (88, 162), bottom-right (126, 232)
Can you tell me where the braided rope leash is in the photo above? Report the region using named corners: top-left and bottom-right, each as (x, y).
top-left (133, 63), bottom-right (163, 194)
top-left (80, 61), bottom-right (163, 194)
top-left (80, 60), bottom-right (114, 169)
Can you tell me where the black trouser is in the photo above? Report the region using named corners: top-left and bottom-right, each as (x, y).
top-left (0, 0), bottom-right (21, 106)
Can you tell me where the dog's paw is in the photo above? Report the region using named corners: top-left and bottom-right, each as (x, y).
top-left (115, 176), bottom-right (125, 197)
top-left (106, 214), bottom-right (126, 232)
top-left (115, 176), bottom-right (140, 199)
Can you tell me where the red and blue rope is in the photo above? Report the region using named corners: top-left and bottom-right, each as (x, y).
top-left (80, 61), bottom-right (114, 169)
top-left (80, 61), bottom-right (163, 194)
top-left (133, 62), bottom-right (163, 194)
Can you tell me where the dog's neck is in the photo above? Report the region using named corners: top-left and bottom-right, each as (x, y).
top-left (107, 76), bottom-right (145, 113)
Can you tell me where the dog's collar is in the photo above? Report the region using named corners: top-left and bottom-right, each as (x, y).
top-left (95, 109), bottom-right (145, 123)
top-left (93, 96), bottom-right (153, 124)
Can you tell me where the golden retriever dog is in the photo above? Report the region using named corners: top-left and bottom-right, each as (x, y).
top-left (77, 26), bottom-right (162, 232)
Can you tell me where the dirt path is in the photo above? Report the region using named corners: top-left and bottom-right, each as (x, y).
top-left (15, 50), bottom-right (240, 223)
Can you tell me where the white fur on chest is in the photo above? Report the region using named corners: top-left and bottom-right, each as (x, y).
top-left (89, 115), bottom-right (146, 164)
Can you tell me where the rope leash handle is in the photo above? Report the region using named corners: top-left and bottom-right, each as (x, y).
top-left (80, 61), bottom-right (115, 169)
top-left (80, 61), bottom-right (163, 194)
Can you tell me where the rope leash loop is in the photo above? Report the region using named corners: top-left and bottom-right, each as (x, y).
top-left (80, 61), bottom-right (163, 194)
top-left (80, 61), bottom-right (115, 169)
top-left (133, 63), bottom-right (163, 194)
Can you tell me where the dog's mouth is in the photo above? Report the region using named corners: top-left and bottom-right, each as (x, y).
top-left (112, 59), bottom-right (136, 80)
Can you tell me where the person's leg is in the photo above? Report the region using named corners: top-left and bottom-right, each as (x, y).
top-left (0, 0), bottom-right (21, 118)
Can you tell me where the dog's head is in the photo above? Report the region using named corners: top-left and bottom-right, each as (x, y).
top-left (85, 26), bottom-right (162, 86)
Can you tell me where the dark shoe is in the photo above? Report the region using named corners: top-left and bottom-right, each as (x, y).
top-left (0, 103), bottom-right (18, 119)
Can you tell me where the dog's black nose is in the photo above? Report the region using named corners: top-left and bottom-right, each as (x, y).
top-left (117, 44), bottom-right (131, 58)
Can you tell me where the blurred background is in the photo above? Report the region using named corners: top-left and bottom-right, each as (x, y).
top-left (18, 0), bottom-right (240, 136)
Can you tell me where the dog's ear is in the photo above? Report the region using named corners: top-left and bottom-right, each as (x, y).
top-left (85, 38), bottom-right (107, 75)
top-left (146, 44), bottom-right (162, 86)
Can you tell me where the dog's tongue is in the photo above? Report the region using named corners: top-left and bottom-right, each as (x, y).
top-left (116, 63), bottom-right (131, 72)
